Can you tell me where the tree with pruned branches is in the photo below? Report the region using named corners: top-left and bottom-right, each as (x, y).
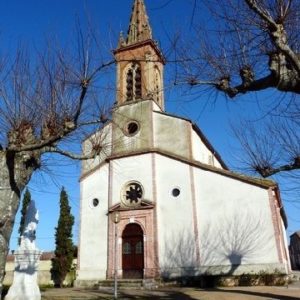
top-left (0, 28), bottom-right (114, 295)
top-left (174, 0), bottom-right (300, 178)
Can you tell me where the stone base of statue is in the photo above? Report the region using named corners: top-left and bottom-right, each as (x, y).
top-left (5, 200), bottom-right (42, 300)
top-left (5, 249), bottom-right (42, 300)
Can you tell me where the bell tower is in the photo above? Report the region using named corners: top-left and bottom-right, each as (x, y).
top-left (114, 0), bottom-right (165, 110)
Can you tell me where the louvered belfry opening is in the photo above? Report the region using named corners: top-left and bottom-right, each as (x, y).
top-left (126, 63), bottom-right (142, 101)
top-left (135, 66), bottom-right (142, 99)
top-left (126, 68), bottom-right (134, 101)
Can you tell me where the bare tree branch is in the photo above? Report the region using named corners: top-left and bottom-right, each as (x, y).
top-left (43, 146), bottom-right (102, 160)
top-left (233, 117), bottom-right (300, 177)
top-left (174, 0), bottom-right (300, 98)
top-left (0, 21), bottom-right (116, 292)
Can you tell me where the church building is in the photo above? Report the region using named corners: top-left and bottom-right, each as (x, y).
top-left (76, 0), bottom-right (290, 285)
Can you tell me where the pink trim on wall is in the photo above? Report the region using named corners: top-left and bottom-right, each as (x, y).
top-left (189, 165), bottom-right (200, 264)
top-left (150, 101), bottom-right (154, 148)
top-left (276, 210), bottom-right (287, 261)
top-left (106, 161), bottom-right (114, 277)
top-left (273, 191), bottom-right (290, 270)
top-left (103, 118), bottom-right (115, 278)
top-left (188, 122), bottom-right (200, 263)
top-left (151, 153), bottom-right (160, 275)
top-left (111, 111), bottom-right (116, 154)
top-left (187, 121), bottom-right (193, 160)
top-left (107, 211), bottom-right (115, 278)
top-left (268, 188), bottom-right (283, 263)
top-left (77, 181), bottom-right (83, 270)
top-left (108, 162), bottom-right (113, 208)
top-left (274, 188), bottom-right (289, 265)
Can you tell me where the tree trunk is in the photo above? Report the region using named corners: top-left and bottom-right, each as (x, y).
top-left (0, 188), bottom-right (20, 299)
top-left (0, 151), bottom-right (35, 299)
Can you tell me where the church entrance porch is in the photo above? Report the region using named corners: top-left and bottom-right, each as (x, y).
top-left (107, 206), bottom-right (159, 279)
top-left (122, 223), bottom-right (144, 279)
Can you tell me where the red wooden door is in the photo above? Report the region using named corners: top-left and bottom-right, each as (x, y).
top-left (122, 223), bottom-right (144, 279)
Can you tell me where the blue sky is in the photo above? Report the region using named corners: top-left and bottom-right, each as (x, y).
top-left (3, 0), bottom-right (299, 251)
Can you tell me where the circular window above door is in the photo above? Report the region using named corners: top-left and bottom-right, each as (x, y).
top-left (121, 181), bottom-right (144, 208)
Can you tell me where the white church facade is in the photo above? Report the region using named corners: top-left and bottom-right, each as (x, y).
top-left (76, 0), bottom-right (290, 285)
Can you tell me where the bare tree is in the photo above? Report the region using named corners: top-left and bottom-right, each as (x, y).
top-left (173, 0), bottom-right (300, 179)
top-left (233, 117), bottom-right (300, 177)
top-left (0, 28), bottom-right (114, 295)
top-left (176, 0), bottom-right (300, 97)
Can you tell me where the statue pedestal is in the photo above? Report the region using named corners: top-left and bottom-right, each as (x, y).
top-left (5, 249), bottom-right (42, 300)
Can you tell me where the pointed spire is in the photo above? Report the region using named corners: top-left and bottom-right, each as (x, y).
top-left (118, 31), bottom-right (126, 48)
top-left (126, 0), bottom-right (152, 45)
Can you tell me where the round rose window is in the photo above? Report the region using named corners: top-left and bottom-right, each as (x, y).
top-left (121, 182), bottom-right (143, 208)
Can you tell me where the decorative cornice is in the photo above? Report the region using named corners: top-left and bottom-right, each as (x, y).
top-left (113, 39), bottom-right (165, 64)
top-left (80, 148), bottom-right (276, 189)
top-left (108, 200), bottom-right (155, 213)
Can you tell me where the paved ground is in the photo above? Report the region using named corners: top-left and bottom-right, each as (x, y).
top-left (41, 284), bottom-right (300, 300)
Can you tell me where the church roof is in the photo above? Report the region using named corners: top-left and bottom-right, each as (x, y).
top-left (105, 148), bottom-right (276, 189)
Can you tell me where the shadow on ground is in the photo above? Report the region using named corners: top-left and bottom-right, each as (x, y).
top-left (85, 289), bottom-right (197, 300)
top-left (42, 288), bottom-right (199, 300)
top-left (211, 288), bottom-right (300, 300)
top-left (41, 286), bottom-right (300, 300)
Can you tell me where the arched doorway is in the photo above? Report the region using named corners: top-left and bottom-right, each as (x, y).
top-left (122, 223), bottom-right (144, 279)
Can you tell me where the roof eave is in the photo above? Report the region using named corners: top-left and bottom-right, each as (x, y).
top-left (113, 39), bottom-right (166, 65)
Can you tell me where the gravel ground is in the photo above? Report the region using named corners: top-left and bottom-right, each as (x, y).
top-left (41, 285), bottom-right (300, 300)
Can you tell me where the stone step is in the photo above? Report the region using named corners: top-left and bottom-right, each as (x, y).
top-left (97, 279), bottom-right (144, 288)
top-left (290, 271), bottom-right (300, 286)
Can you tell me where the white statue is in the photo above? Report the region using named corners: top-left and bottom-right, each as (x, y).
top-left (5, 200), bottom-right (42, 300)
top-left (20, 200), bottom-right (39, 250)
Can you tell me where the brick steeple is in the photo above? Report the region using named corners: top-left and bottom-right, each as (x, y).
top-left (114, 0), bottom-right (165, 110)
top-left (126, 0), bottom-right (152, 46)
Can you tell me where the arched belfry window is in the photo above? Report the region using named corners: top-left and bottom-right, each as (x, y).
top-left (135, 66), bottom-right (142, 99)
top-left (126, 63), bottom-right (142, 101)
top-left (154, 67), bottom-right (161, 103)
top-left (126, 69), bottom-right (133, 100)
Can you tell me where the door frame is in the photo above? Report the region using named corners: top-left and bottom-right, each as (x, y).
top-left (107, 208), bottom-right (159, 279)
top-left (122, 223), bottom-right (144, 278)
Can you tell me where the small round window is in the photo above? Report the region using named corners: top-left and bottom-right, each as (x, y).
top-left (172, 188), bottom-right (180, 197)
top-left (92, 198), bottom-right (99, 207)
top-left (125, 121), bottom-right (139, 136)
